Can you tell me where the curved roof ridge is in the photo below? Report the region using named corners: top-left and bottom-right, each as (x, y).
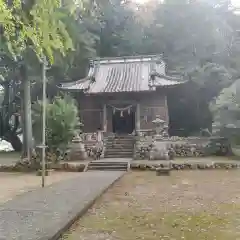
top-left (92, 54), bottom-right (163, 65)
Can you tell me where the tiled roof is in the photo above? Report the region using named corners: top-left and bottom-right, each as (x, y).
top-left (60, 55), bottom-right (185, 93)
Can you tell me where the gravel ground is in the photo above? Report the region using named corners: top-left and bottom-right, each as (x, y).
top-left (0, 172), bottom-right (82, 204)
top-left (62, 170), bottom-right (240, 240)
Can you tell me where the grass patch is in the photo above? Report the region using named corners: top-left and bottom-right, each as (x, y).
top-left (0, 151), bottom-right (20, 157)
top-left (0, 151), bottom-right (20, 165)
top-left (62, 171), bottom-right (240, 240)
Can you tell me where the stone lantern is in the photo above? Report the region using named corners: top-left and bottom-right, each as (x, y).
top-left (152, 115), bottom-right (166, 138)
top-left (69, 122), bottom-right (87, 160)
top-left (150, 115), bottom-right (169, 160)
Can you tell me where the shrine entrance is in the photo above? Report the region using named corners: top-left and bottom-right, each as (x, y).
top-left (112, 110), bottom-right (135, 134)
top-left (110, 104), bottom-right (135, 134)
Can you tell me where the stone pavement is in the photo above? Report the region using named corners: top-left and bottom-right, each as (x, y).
top-left (0, 171), bottom-right (124, 240)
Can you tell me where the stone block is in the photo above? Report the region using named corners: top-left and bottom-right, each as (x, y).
top-left (156, 167), bottom-right (171, 176)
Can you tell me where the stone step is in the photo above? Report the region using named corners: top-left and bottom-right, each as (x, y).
top-left (105, 149), bottom-right (133, 153)
top-left (105, 148), bottom-right (133, 152)
top-left (107, 136), bottom-right (133, 139)
top-left (106, 144), bottom-right (133, 147)
top-left (105, 151), bottom-right (133, 155)
top-left (106, 141), bottom-right (134, 143)
top-left (105, 146), bottom-right (133, 150)
top-left (89, 162), bottom-right (127, 166)
top-left (105, 154), bottom-right (133, 158)
top-left (105, 143), bottom-right (133, 147)
top-left (107, 137), bottom-right (133, 140)
top-left (88, 167), bottom-right (127, 171)
top-left (105, 153), bottom-right (133, 157)
top-left (104, 135), bottom-right (134, 159)
top-left (87, 163), bottom-right (128, 171)
top-left (106, 141), bottom-right (134, 145)
top-left (106, 137), bottom-right (133, 140)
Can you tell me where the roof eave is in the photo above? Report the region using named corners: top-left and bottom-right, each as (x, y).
top-left (58, 86), bottom-right (87, 92)
top-left (154, 81), bottom-right (188, 89)
top-left (82, 89), bottom-right (157, 95)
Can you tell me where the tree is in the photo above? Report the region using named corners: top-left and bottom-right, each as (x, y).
top-left (136, 0), bottom-right (239, 133)
top-left (0, 0), bottom-right (74, 156)
top-left (30, 0), bottom-right (101, 102)
top-left (32, 95), bottom-right (79, 161)
top-left (95, 0), bottom-right (143, 57)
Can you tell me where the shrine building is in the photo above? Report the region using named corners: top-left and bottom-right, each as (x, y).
top-left (60, 55), bottom-right (185, 135)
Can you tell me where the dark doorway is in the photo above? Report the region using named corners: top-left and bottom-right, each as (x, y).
top-left (112, 110), bottom-right (135, 134)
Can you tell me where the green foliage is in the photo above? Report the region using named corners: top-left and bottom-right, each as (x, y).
top-left (188, 62), bottom-right (233, 102)
top-left (0, 0), bottom-right (240, 140)
top-left (0, 0), bottom-right (78, 151)
top-left (210, 79), bottom-right (240, 146)
top-left (211, 79), bottom-right (240, 129)
top-left (0, 0), bottom-right (74, 63)
top-left (32, 95), bottom-right (79, 151)
top-left (47, 0), bottom-right (99, 82)
top-left (205, 137), bottom-right (230, 156)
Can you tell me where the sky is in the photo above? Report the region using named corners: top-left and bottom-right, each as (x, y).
top-left (232, 0), bottom-right (240, 7)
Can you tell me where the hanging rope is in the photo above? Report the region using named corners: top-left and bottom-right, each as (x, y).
top-left (108, 104), bottom-right (133, 116)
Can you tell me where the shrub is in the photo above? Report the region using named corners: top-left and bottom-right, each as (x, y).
top-left (33, 95), bottom-right (80, 159)
top-left (210, 79), bottom-right (240, 147)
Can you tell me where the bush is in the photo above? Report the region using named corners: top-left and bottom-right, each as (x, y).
top-left (210, 79), bottom-right (240, 147)
top-left (33, 95), bottom-right (80, 158)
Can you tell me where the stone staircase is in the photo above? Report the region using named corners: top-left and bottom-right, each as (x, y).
top-left (86, 161), bottom-right (128, 171)
top-left (104, 135), bottom-right (134, 158)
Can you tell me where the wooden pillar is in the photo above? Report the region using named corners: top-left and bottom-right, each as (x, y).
top-left (103, 104), bottom-right (107, 132)
top-left (135, 103), bottom-right (140, 134)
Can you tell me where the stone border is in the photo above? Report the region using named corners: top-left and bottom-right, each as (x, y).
top-left (50, 172), bottom-right (125, 240)
top-left (130, 162), bottom-right (240, 171)
top-left (0, 165), bottom-right (33, 172)
top-left (51, 163), bottom-right (85, 172)
top-left (0, 163), bottom-right (86, 173)
top-left (2, 161), bottom-right (239, 173)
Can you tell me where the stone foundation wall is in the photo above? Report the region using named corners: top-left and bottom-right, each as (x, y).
top-left (133, 136), bottom-right (228, 160)
top-left (131, 162), bottom-right (240, 170)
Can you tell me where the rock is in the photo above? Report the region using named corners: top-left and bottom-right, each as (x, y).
top-left (156, 167), bottom-right (171, 176)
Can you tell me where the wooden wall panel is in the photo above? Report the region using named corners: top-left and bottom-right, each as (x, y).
top-left (139, 91), bottom-right (168, 131)
top-left (75, 90), bottom-right (169, 133)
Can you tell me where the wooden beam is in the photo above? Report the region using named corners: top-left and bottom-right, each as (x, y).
top-left (80, 109), bottom-right (102, 112)
top-left (103, 104), bottom-right (107, 132)
top-left (135, 103), bottom-right (141, 133)
top-left (107, 100), bottom-right (137, 104)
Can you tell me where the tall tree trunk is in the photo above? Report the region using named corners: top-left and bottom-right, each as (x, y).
top-left (21, 89), bottom-right (27, 157)
top-left (21, 77), bottom-right (33, 159)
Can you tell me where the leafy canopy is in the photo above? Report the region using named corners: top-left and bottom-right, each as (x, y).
top-left (0, 0), bottom-right (74, 63)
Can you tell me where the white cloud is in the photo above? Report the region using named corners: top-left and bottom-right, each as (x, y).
top-left (232, 0), bottom-right (240, 7)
